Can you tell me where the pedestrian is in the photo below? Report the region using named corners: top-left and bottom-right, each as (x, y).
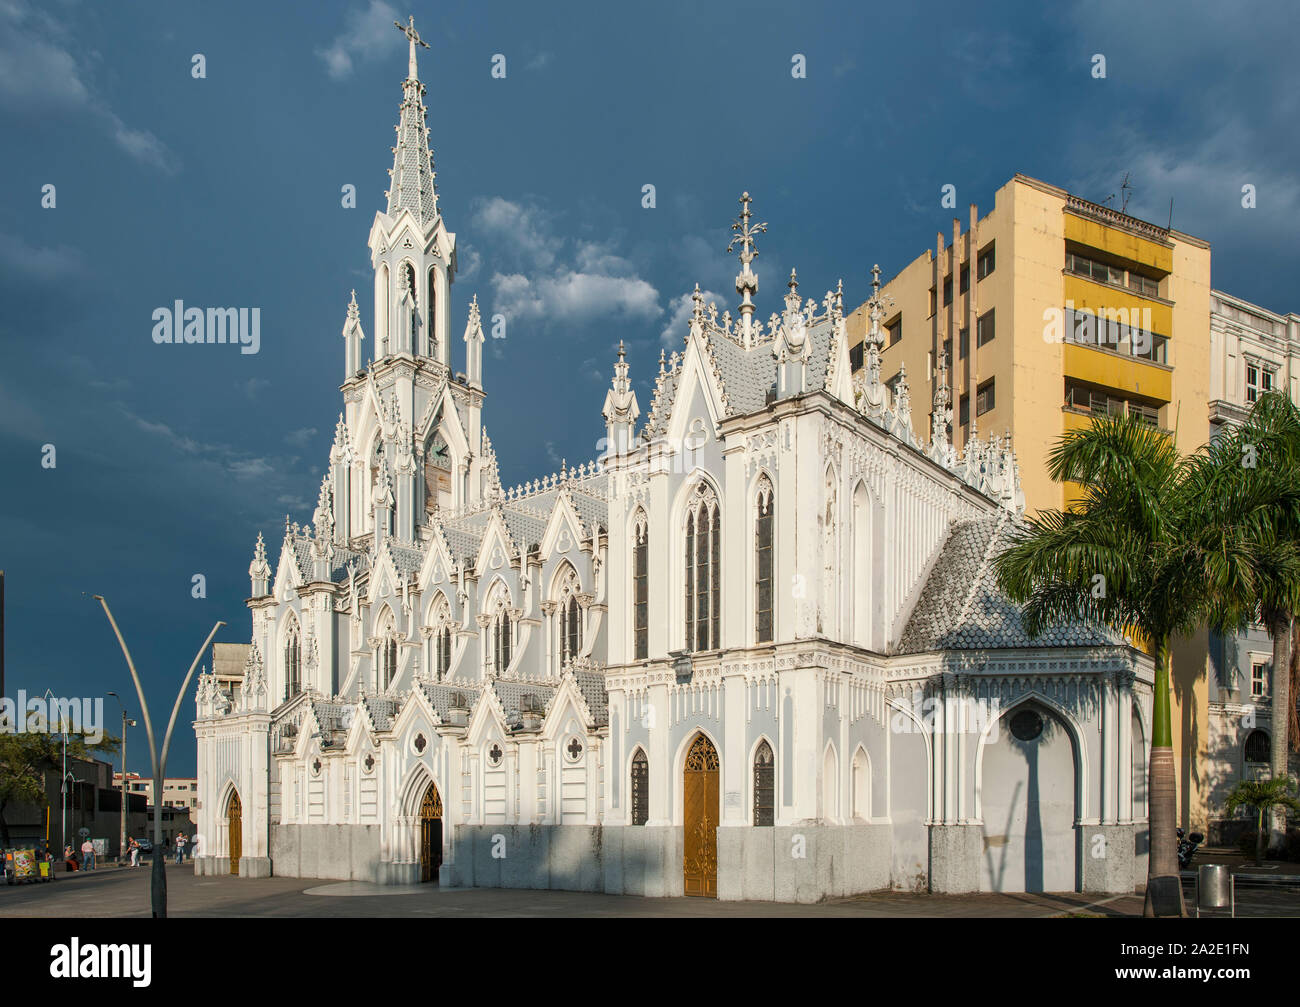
top-left (63, 845), bottom-right (77, 872)
top-left (175, 832), bottom-right (187, 865)
top-left (80, 838), bottom-right (95, 871)
top-left (128, 837), bottom-right (140, 868)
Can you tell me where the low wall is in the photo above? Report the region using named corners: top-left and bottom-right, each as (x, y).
top-left (449, 823), bottom-right (893, 903)
top-left (270, 824), bottom-right (384, 882)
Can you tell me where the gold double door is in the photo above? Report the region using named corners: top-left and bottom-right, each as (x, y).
top-left (227, 791), bottom-right (242, 875)
top-left (683, 734), bottom-right (719, 898)
top-left (419, 783), bottom-right (443, 883)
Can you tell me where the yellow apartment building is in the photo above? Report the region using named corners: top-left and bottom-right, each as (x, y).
top-left (846, 172), bottom-right (1214, 830)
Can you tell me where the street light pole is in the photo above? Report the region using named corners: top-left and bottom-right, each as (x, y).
top-left (93, 595), bottom-right (223, 918)
top-left (107, 692), bottom-right (135, 865)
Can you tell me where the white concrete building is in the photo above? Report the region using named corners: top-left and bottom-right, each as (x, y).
top-left (194, 21), bottom-right (1153, 899)
top-left (1205, 288), bottom-right (1300, 842)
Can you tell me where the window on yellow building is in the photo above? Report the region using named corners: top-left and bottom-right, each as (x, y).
top-left (977, 243), bottom-right (995, 280)
top-left (977, 309), bottom-right (995, 347)
top-left (976, 379), bottom-right (995, 416)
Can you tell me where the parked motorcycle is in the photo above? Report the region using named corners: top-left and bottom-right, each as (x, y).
top-left (1177, 827), bottom-right (1204, 869)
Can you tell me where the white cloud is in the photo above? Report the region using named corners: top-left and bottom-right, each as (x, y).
top-left (0, 232), bottom-right (82, 281)
top-left (492, 270), bottom-right (661, 325)
top-left (0, 1), bottom-right (177, 171)
top-left (471, 196), bottom-right (562, 270)
top-left (284, 427), bottom-right (318, 448)
top-left (472, 197), bottom-right (663, 326)
top-left (524, 51), bottom-right (553, 71)
top-left (659, 289), bottom-right (730, 347)
top-left (318, 0), bottom-right (401, 80)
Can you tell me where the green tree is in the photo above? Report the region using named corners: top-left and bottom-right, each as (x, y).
top-left (1224, 776), bottom-right (1300, 867)
top-left (0, 714), bottom-right (119, 848)
top-left (1204, 392), bottom-right (1300, 848)
top-left (994, 414), bottom-right (1224, 916)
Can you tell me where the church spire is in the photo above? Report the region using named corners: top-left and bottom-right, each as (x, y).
top-left (385, 16), bottom-right (438, 226)
top-left (728, 192), bottom-right (767, 348)
top-left (602, 340), bottom-right (640, 456)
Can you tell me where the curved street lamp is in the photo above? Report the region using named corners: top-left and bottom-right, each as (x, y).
top-left (93, 595), bottom-right (223, 918)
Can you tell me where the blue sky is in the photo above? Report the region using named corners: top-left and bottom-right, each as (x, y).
top-left (1, 0), bottom-right (1297, 775)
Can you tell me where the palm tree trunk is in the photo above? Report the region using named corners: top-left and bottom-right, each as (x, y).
top-left (1256, 807), bottom-right (1266, 867)
top-left (0, 800), bottom-right (10, 849)
top-left (1144, 638), bottom-right (1185, 916)
top-left (1270, 613), bottom-right (1293, 851)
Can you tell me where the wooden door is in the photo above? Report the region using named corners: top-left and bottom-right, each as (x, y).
top-left (683, 734), bottom-right (719, 897)
top-left (227, 791), bottom-right (242, 876)
top-left (419, 783), bottom-right (443, 883)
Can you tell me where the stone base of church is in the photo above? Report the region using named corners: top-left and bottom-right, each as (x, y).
top-left (1079, 823), bottom-right (1139, 894)
top-left (193, 856), bottom-right (227, 877)
top-left (927, 824), bottom-right (984, 893)
top-left (270, 823), bottom-right (384, 882)
top-left (446, 823), bottom-right (893, 903)
top-left (239, 856), bottom-right (273, 878)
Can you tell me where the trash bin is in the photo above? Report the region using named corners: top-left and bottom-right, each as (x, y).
top-left (1197, 863), bottom-right (1233, 916)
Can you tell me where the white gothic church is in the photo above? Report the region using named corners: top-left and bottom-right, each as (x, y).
top-left (194, 21), bottom-right (1154, 900)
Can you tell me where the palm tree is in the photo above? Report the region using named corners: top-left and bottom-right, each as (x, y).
top-left (1193, 392), bottom-right (1300, 849)
top-left (1224, 776), bottom-right (1300, 867)
top-left (995, 414), bottom-right (1218, 917)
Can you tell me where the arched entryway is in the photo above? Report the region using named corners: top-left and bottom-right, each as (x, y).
top-left (683, 733), bottom-right (719, 898)
top-left (980, 702), bottom-right (1079, 893)
top-left (419, 782), bottom-right (443, 883)
top-left (227, 790), bottom-right (242, 876)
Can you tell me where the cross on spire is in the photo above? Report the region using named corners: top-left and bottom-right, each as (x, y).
top-left (394, 15), bottom-right (430, 81)
top-left (728, 191), bottom-right (767, 270)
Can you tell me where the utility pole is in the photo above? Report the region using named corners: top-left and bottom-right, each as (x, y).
top-left (107, 692), bottom-right (135, 864)
top-left (1, 570), bottom-right (6, 701)
top-left (93, 596), bottom-right (222, 918)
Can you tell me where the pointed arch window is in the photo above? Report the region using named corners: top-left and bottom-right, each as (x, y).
top-left (426, 265), bottom-right (438, 358)
top-left (684, 482), bottom-right (721, 652)
top-left (753, 740), bottom-right (774, 826)
top-left (633, 511), bottom-right (648, 661)
top-left (430, 594), bottom-right (453, 680)
top-left (377, 610), bottom-right (399, 690)
top-left (486, 586), bottom-right (514, 676)
top-left (376, 263), bottom-right (390, 357)
top-left (630, 748), bottom-right (649, 826)
top-left (555, 565), bottom-right (583, 673)
top-left (284, 621), bottom-right (302, 702)
top-left (755, 475), bottom-right (774, 644)
top-left (400, 262), bottom-right (418, 355)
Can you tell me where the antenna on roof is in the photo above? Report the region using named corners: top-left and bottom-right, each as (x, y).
top-left (1119, 172), bottom-right (1132, 214)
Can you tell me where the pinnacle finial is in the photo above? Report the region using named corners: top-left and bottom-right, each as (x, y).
top-left (395, 15), bottom-right (430, 81)
top-left (788, 268), bottom-right (798, 292)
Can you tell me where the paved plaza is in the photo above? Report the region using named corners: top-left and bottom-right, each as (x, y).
top-left (2, 863), bottom-right (1297, 917)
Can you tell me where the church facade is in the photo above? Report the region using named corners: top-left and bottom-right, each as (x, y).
top-left (193, 22), bottom-right (1153, 900)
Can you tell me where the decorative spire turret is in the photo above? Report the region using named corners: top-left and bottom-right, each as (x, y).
top-left (728, 192), bottom-right (767, 348)
top-left (929, 346), bottom-right (954, 464)
top-left (342, 289), bottom-right (366, 378)
top-left (249, 531), bottom-right (271, 597)
top-left (464, 294), bottom-right (484, 388)
top-left (602, 340), bottom-right (640, 457)
top-left (385, 16), bottom-right (438, 226)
